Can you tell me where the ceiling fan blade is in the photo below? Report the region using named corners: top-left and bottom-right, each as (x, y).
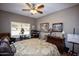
top-left (37, 11), bottom-right (43, 14)
top-left (26, 3), bottom-right (32, 9)
top-left (22, 9), bottom-right (30, 11)
top-left (37, 4), bottom-right (44, 9)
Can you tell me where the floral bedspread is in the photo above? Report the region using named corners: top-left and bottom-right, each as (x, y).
top-left (14, 38), bottom-right (60, 56)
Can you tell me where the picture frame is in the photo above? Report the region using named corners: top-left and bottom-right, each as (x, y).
top-left (40, 23), bottom-right (49, 32)
top-left (52, 23), bottom-right (63, 32)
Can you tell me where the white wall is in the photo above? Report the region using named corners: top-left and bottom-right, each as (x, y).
top-left (0, 10), bottom-right (36, 33)
top-left (36, 5), bottom-right (79, 53)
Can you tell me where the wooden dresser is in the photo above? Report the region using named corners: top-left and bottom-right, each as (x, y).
top-left (46, 36), bottom-right (64, 54)
top-left (31, 30), bottom-right (40, 38)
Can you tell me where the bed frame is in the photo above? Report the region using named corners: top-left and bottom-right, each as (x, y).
top-left (46, 35), bottom-right (64, 54)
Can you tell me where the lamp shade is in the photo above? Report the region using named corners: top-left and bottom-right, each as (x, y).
top-left (67, 34), bottom-right (79, 44)
top-left (62, 31), bottom-right (65, 35)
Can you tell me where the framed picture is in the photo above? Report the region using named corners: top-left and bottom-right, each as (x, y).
top-left (52, 23), bottom-right (63, 32)
top-left (40, 23), bottom-right (49, 32)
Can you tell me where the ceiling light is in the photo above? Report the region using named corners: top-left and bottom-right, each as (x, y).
top-left (30, 10), bottom-right (37, 14)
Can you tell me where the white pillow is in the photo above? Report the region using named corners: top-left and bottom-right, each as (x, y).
top-left (51, 32), bottom-right (63, 38)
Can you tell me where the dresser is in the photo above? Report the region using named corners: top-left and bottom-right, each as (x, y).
top-left (31, 30), bottom-right (40, 38)
top-left (46, 36), bottom-right (64, 54)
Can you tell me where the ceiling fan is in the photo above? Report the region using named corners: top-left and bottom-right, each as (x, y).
top-left (22, 3), bottom-right (44, 15)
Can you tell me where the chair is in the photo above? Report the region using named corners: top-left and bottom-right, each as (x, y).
top-left (0, 41), bottom-right (16, 56)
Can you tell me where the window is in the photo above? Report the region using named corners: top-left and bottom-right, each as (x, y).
top-left (11, 22), bottom-right (30, 38)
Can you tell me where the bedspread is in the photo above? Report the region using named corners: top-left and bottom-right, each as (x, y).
top-left (14, 38), bottom-right (60, 56)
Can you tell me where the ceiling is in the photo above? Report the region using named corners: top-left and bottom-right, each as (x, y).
top-left (0, 3), bottom-right (78, 19)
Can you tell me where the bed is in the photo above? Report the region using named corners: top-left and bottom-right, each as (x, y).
top-left (14, 38), bottom-right (60, 56)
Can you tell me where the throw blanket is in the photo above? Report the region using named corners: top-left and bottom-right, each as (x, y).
top-left (14, 38), bottom-right (60, 56)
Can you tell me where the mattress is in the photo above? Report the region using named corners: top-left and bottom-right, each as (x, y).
top-left (14, 38), bottom-right (60, 56)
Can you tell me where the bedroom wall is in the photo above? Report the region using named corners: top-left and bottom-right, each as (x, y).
top-left (0, 10), bottom-right (36, 33)
top-left (36, 5), bottom-right (79, 53)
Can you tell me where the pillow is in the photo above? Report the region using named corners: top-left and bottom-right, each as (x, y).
top-left (1, 36), bottom-right (10, 43)
top-left (0, 39), bottom-right (1, 41)
top-left (51, 32), bottom-right (63, 38)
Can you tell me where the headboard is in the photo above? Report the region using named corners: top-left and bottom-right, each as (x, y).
top-left (0, 33), bottom-right (10, 39)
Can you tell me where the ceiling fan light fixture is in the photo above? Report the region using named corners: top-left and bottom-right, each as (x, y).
top-left (22, 3), bottom-right (44, 15)
top-left (30, 9), bottom-right (37, 14)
